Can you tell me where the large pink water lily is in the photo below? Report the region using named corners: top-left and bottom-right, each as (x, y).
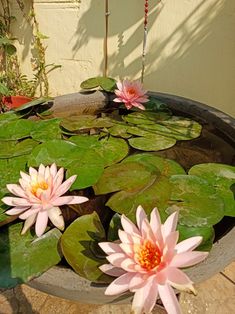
top-left (2, 163), bottom-right (88, 237)
top-left (99, 206), bottom-right (209, 314)
top-left (113, 79), bottom-right (149, 110)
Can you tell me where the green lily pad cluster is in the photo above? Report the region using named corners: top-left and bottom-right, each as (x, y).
top-left (0, 98), bottom-right (234, 287)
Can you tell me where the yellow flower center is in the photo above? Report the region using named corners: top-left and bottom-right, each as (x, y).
top-left (31, 181), bottom-right (48, 196)
top-left (136, 240), bottom-right (161, 271)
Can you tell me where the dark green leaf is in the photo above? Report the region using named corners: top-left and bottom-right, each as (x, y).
top-left (167, 175), bottom-right (225, 227)
top-left (178, 225), bottom-right (214, 252)
top-left (0, 119), bottom-right (34, 141)
top-left (30, 118), bottom-right (62, 142)
top-left (0, 139), bottom-right (39, 158)
top-left (0, 224), bottom-right (62, 288)
top-left (13, 97), bottom-right (51, 112)
top-left (61, 212), bottom-right (110, 283)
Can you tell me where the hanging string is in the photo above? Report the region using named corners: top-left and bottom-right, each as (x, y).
top-left (141, 0), bottom-right (149, 83)
top-left (104, 0), bottom-right (110, 77)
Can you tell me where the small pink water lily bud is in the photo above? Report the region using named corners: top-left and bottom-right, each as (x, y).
top-left (2, 163), bottom-right (88, 237)
top-left (99, 206), bottom-right (209, 314)
top-left (113, 79), bottom-right (149, 110)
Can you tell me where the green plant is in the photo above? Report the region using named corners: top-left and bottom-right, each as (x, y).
top-left (0, 0), bottom-right (60, 101)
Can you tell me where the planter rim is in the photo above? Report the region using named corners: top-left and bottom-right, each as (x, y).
top-left (28, 91), bottom-right (235, 304)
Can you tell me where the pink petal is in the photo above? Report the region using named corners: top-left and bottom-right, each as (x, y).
top-left (162, 231), bottom-right (179, 263)
top-left (170, 251), bottom-right (209, 268)
top-left (29, 166), bottom-right (38, 178)
top-left (99, 242), bottom-right (123, 255)
top-left (99, 264), bottom-right (126, 277)
top-left (132, 102), bottom-right (146, 110)
top-left (136, 205), bottom-right (147, 231)
top-left (19, 207), bottom-right (41, 220)
top-left (120, 258), bottom-right (138, 272)
top-left (105, 272), bottom-right (135, 295)
top-left (129, 273), bottom-right (147, 290)
top-left (132, 276), bottom-right (158, 314)
top-left (141, 218), bottom-right (156, 243)
top-left (6, 184), bottom-right (27, 198)
top-left (150, 207), bottom-right (161, 232)
top-left (158, 283), bottom-right (182, 314)
top-left (5, 206), bottom-right (29, 215)
top-left (2, 197), bottom-right (34, 207)
top-left (106, 253), bottom-right (128, 267)
top-left (50, 163), bottom-right (57, 177)
top-left (51, 195), bottom-right (88, 206)
top-left (52, 175), bottom-right (77, 197)
top-left (175, 236), bottom-right (203, 254)
top-left (20, 171), bottom-right (31, 183)
top-left (35, 210), bottom-right (49, 237)
top-left (44, 166), bottom-right (51, 180)
top-left (21, 213), bottom-right (37, 235)
top-left (119, 243), bottom-right (134, 257)
top-left (166, 267), bottom-right (193, 286)
top-left (162, 211), bottom-right (178, 240)
top-left (118, 230), bottom-right (141, 245)
top-left (121, 215), bottom-right (140, 235)
top-left (38, 164), bottom-right (46, 177)
top-left (52, 167), bottom-right (64, 190)
top-left (47, 206), bottom-right (64, 230)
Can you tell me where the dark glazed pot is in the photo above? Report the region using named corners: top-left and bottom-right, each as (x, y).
top-left (28, 91), bottom-right (235, 304)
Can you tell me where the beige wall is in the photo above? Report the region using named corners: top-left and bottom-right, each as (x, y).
top-left (11, 0), bottom-right (235, 117)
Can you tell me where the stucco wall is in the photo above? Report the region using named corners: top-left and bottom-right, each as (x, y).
top-left (10, 0), bottom-right (235, 117)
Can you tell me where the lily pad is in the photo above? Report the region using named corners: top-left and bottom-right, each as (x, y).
top-left (69, 135), bottom-right (129, 167)
top-left (60, 115), bottom-right (114, 132)
top-left (0, 119), bottom-right (35, 141)
top-left (166, 175), bottom-right (225, 227)
top-left (0, 139), bottom-right (39, 158)
top-left (66, 151), bottom-right (104, 190)
top-left (27, 139), bottom-right (78, 167)
top-left (178, 224), bottom-right (215, 252)
top-left (0, 156), bottom-right (28, 197)
top-left (30, 118), bottom-right (62, 142)
top-left (128, 134), bottom-right (176, 151)
top-left (189, 163), bottom-right (235, 217)
top-left (80, 76), bottom-right (116, 92)
top-left (95, 154), bottom-right (185, 221)
top-left (61, 212), bottom-right (110, 282)
top-left (0, 224), bottom-right (62, 288)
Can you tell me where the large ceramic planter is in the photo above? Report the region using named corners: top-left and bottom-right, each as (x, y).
top-left (28, 91), bottom-right (235, 304)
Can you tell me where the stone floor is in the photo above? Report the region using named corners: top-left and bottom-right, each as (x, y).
top-left (0, 262), bottom-right (234, 314)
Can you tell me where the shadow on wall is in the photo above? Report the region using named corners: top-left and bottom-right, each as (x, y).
top-left (72, 0), bottom-right (234, 115)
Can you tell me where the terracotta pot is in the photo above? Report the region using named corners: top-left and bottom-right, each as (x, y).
top-left (2, 95), bottom-right (33, 109)
top-left (27, 91), bottom-right (235, 304)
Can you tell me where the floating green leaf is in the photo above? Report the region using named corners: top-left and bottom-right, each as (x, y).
top-left (0, 139), bottom-right (39, 158)
top-left (0, 224), bottom-right (62, 288)
top-left (189, 163), bottom-right (235, 217)
top-left (61, 212), bottom-right (110, 283)
top-left (0, 119), bottom-right (34, 141)
top-left (167, 175), bottom-right (225, 227)
top-left (178, 224), bottom-right (214, 252)
top-left (60, 116), bottom-right (114, 132)
top-left (107, 213), bottom-right (122, 242)
top-left (80, 76), bottom-right (116, 92)
top-left (27, 139), bottom-right (78, 167)
top-left (0, 156), bottom-right (28, 196)
top-left (128, 134), bottom-right (176, 151)
top-left (69, 135), bottom-right (129, 167)
top-left (30, 118), bottom-right (62, 142)
top-left (66, 151), bottom-right (104, 190)
top-left (95, 154), bottom-right (185, 221)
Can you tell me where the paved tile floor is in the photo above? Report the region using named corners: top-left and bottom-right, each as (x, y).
top-left (0, 262), bottom-right (234, 314)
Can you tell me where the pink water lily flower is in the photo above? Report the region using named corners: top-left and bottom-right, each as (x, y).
top-left (114, 79), bottom-right (149, 110)
top-left (99, 206), bottom-right (209, 314)
top-left (2, 163), bottom-right (88, 237)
